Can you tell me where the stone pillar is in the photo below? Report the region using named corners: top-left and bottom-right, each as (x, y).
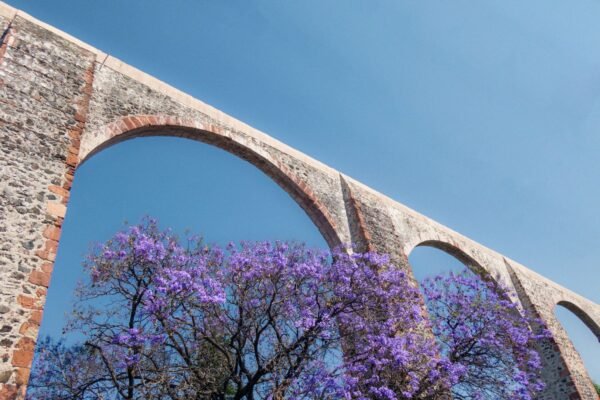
top-left (0, 11), bottom-right (95, 398)
top-left (506, 263), bottom-right (598, 399)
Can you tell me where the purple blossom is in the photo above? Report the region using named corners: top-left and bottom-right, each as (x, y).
top-left (27, 219), bottom-right (548, 400)
top-left (422, 269), bottom-right (549, 399)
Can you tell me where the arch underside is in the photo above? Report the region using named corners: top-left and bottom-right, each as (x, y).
top-left (81, 124), bottom-right (344, 250)
top-left (557, 300), bottom-right (600, 341)
top-left (414, 240), bottom-right (488, 276)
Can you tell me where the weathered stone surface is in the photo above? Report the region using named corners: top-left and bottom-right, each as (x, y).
top-left (0, 2), bottom-right (598, 399)
top-left (0, 6), bottom-right (96, 397)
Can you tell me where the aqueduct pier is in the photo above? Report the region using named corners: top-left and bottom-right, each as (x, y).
top-left (0, 3), bottom-right (598, 399)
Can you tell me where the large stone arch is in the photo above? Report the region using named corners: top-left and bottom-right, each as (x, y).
top-left (557, 300), bottom-right (600, 342)
top-left (78, 115), bottom-right (345, 250)
top-left (553, 300), bottom-right (600, 395)
top-left (408, 240), bottom-right (530, 325)
top-left (409, 240), bottom-right (488, 278)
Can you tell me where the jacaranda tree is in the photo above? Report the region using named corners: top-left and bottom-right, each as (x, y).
top-left (26, 219), bottom-right (547, 400)
top-left (421, 271), bottom-right (547, 399)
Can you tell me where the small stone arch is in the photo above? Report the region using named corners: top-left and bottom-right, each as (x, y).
top-left (79, 115), bottom-right (344, 249)
top-left (556, 300), bottom-right (600, 342)
top-left (408, 239), bottom-right (514, 301)
top-left (412, 240), bottom-right (488, 277)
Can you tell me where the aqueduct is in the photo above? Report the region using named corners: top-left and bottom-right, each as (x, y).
top-left (0, 3), bottom-right (598, 399)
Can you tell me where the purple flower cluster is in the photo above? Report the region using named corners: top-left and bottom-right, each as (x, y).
top-left (422, 270), bottom-right (549, 399)
top-left (26, 218), bottom-right (548, 400)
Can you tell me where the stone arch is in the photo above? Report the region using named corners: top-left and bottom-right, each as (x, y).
top-left (408, 240), bottom-right (517, 306)
top-left (556, 300), bottom-right (600, 342)
top-left (409, 239), bottom-right (491, 281)
top-left (549, 300), bottom-right (600, 397)
top-left (78, 115), bottom-right (344, 249)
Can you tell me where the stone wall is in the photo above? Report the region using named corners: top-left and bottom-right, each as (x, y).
top-left (0, 2), bottom-right (598, 399)
top-left (0, 7), bottom-right (95, 398)
top-left (507, 262), bottom-right (600, 399)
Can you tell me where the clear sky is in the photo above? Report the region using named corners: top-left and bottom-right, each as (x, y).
top-left (8, 0), bottom-right (599, 382)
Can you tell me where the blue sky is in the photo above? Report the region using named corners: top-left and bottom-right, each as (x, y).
top-left (8, 0), bottom-right (599, 382)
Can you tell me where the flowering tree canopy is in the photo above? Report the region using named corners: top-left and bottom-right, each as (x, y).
top-left (27, 219), bottom-right (546, 400)
top-left (421, 271), bottom-right (548, 399)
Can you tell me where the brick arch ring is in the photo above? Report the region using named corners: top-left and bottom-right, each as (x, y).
top-left (556, 300), bottom-right (600, 342)
top-left (406, 240), bottom-right (517, 307)
top-left (78, 115), bottom-right (343, 248)
top-left (409, 240), bottom-right (490, 278)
